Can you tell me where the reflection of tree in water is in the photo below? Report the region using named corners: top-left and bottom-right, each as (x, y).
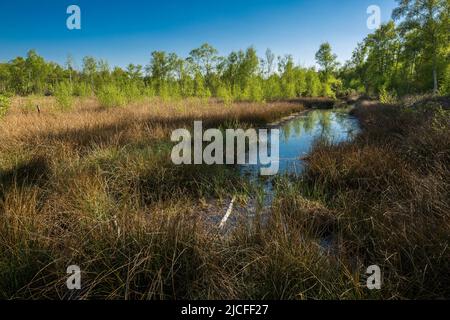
top-left (318, 111), bottom-right (332, 139)
top-left (332, 109), bottom-right (360, 139)
top-left (282, 123), bottom-right (291, 142)
top-left (302, 111), bottom-right (318, 134)
top-left (334, 111), bottom-right (352, 130)
top-left (279, 109), bottom-right (359, 145)
top-left (293, 118), bottom-right (302, 137)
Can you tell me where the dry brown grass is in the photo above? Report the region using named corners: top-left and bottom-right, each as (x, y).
top-left (0, 96), bottom-right (313, 299)
top-left (295, 99), bottom-right (450, 298)
top-left (0, 95), bottom-right (448, 299)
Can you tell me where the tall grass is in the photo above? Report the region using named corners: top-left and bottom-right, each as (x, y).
top-left (296, 100), bottom-right (450, 298)
top-left (0, 95), bottom-right (448, 299)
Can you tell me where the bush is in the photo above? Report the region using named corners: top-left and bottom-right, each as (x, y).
top-left (142, 86), bottom-right (156, 98)
top-left (97, 84), bottom-right (127, 108)
top-left (0, 94), bottom-right (11, 119)
top-left (54, 82), bottom-right (74, 111)
top-left (123, 83), bottom-right (144, 103)
top-left (216, 85), bottom-right (233, 105)
top-left (379, 86), bottom-right (398, 104)
top-left (73, 82), bottom-right (93, 97)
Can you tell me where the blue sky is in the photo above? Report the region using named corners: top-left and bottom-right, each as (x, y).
top-left (0, 0), bottom-right (397, 69)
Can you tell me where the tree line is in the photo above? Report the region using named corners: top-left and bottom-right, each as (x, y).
top-left (0, 0), bottom-right (448, 105)
top-left (0, 43), bottom-right (341, 103)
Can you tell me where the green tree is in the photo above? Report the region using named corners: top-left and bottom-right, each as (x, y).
top-left (315, 42), bottom-right (339, 80)
top-left (25, 50), bottom-right (49, 94)
top-left (66, 54), bottom-right (75, 85)
top-left (82, 56), bottom-right (97, 88)
top-left (393, 0), bottom-right (449, 93)
top-left (188, 43), bottom-right (219, 78)
top-left (364, 22), bottom-right (401, 94)
top-left (147, 51), bottom-right (179, 94)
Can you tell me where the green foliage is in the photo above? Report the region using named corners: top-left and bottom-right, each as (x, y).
top-left (315, 42), bottom-right (339, 80)
top-left (0, 42), bottom-right (343, 102)
top-left (54, 82), bottom-right (73, 111)
top-left (142, 86), bottom-right (156, 98)
top-left (441, 64), bottom-right (450, 96)
top-left (216, 85), bottom-right (233, 105)
top-left (193, 72), bottom-right (210, 99)
top-left (263, 75), bottom-right (282, 100)
top-left (247, 78), bottom-right (265, 102)
top-left (123, 83), bottom-right (144, 103)
top-left (320, 76), bottom-right (342, 99)
top-left (393, 0), bottom-right (448, 94)
top-left (321, 82), bottom-right (334, 99)
top-left (0, 95), bottom-right (11, 119)
top-left (305, 70), bottom-right (322, 97)
top-left (379, 86), bottom-right (398, 104)
top-left (73, 82), bottom-right (93, 97)
top-left (343, 1), bottom-right (449, 96)
top-left (97, 84), bottom-right (127, 108)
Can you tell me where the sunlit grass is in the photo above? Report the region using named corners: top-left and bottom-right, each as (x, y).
top-left (0, 95), bottom-right (448, 299)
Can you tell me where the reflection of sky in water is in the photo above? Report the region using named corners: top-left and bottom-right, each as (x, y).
top-left (241, 109), bottom-right (360, 178)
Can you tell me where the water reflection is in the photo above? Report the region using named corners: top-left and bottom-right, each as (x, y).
top-left (238, 108), bottom-right (360, 222)
top-left (241, 108), bottom-right (360, 177)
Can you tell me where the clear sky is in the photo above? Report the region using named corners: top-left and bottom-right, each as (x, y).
top-left (0, 0), bottom-right (397, 69)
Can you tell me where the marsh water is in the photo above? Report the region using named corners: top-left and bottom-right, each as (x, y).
top-left (236, 108), bottom-right (360, 221)
top-left (216, 108), bottom-right (360, 231)
top-left (241, 108), bottom-right (360, 179)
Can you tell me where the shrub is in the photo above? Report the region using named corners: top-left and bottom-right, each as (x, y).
top-left (216, 85), bottom-right (233, 105)
top-left (54, 82), bottom-right (74, 111)
top-left (55, 84), bottom-right (73, 110)
top-left (263, 76), bottom-right (282, 100)
top-left (379, 86), bottom-right (398, 104)
top-left (123, 83), bottom-right (143, 103)
top-left (0, 94), bottom-right (10, 119)
top-left (320, 82), bottom-right (334, 99)
top-left (73, 82), bottom-right (93, 97)
top-left (97, 84), bottom-right (127, 108)
top-left (142, 86), bottom-right (156, 98)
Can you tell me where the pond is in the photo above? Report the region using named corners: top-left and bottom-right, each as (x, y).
top-left (241, 108), bottom-right (360, 178)
top-left (215, 108), bottom-right (360, 231)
